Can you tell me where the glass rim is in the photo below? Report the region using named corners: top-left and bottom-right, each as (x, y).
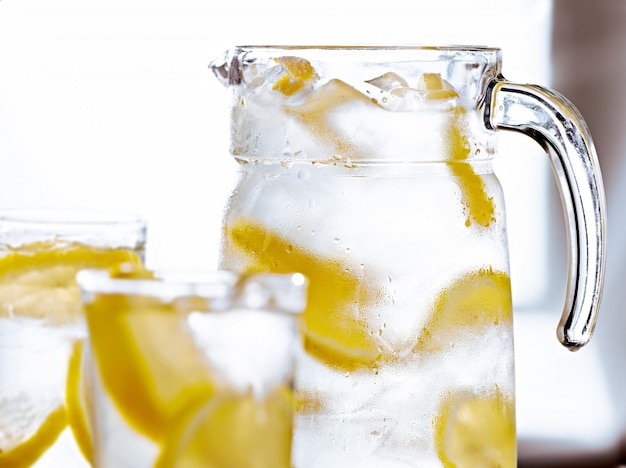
top-left (221, 44), bottom-right (504, 68)
top-left (77, 269), bottom-right (307, 314)
top-left (0, 209), bottom-right (146, 227)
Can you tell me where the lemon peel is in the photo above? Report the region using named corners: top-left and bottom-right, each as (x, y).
top-left (272, 56), bottom-right (317, 96)
top-left (64, 339), bottom-right (94, 464)
top-left (434, 387), bottom-right (516, 467)
top-left (417, 267), bottom-right (512, 352)
top-left (0, 242), bottom-right (143, 322)
top-left (85, 294), bottom-right (215, 442)
top-left (224, 218), bottom-right (384, 372)
top-left (155, 387), bottom-right (293, 468)
top-left (0, 405), bottom-right (67, 468)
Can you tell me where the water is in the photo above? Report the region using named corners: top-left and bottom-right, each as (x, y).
top-left (293, 326), bottom-right (514, 467)
top-left (218, 50), bottom-right (516, 467)
top-left (0, 317), bottom-right (88, 467)
top-left (220, 166), bottom-right (515, 467)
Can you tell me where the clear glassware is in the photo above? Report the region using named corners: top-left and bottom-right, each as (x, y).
top-left (210, 46), bottom-right (606, 467)
top-left (77, 268), bottom-right (306, 468)
top-left (0, 210), bottom-right (146, 467)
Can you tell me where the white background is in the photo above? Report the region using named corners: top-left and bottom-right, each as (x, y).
top-left (0, 0), bottom-right (553, 274)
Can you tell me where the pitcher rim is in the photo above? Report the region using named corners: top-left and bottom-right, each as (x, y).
top-left (229, 45), bottom-right (501, 53)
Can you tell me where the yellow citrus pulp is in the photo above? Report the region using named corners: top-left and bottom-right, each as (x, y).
top-left (434, 387), bottom-right (516, 467)
top-left (85, 268), bottom-right (295, 466)
top-left (0, 404), bottom-right (67, 468)
top-left (0, 241), bottom-right (143, 322)
top-left (272, 56), bottom-right (318, 96)
top-left (155, 387), bottom-right (293, 468)
top-left (224, 218), bottom-right (385, 372)
top-left (84, 293), bottom-right (216, 443)
top-left (418, 267), bottom-right (514, 465)
top-left (0, 241), bottom-right (143, 466)
top-left (416, 267), bottom-right (512, 352)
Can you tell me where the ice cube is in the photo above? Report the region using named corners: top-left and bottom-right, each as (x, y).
top-left (285, 79), bottom-right (385, 161)
top-left (365, 72), bottom-right (409, 91)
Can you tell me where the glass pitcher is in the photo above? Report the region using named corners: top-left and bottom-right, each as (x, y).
top-left (210, 46), bottom-right (606, 467)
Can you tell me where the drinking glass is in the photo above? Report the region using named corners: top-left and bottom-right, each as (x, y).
top-left (0, 210), bottom-right (146, 467)
top-left (77, 268), bottom-right (306, 468)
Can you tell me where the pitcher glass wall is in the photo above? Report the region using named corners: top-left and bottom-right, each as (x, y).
top-left (210, 46), bottom-right (606, 467)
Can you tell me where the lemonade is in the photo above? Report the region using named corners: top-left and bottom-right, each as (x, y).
top-left (77, 269), bottom-right (305, 467)
top-left (212, 47), bottom-right (516, 466)
top-left (0, 212), bottom-right (145, 467)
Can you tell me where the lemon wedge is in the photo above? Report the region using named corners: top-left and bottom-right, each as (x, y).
top-left (155, 387), bottom-right (293, 468)
top-left (419, 72), bottom-right (459, 100)
top-left (224, 218), bottom-right (384, 372)
top-left (434, 387), bottom-right (516, 467)
top-left (0, 241), bottom-right (143, 323)
top-left (64, 339), bottom-right (94, 464)
top-left (0, 403), bottom-right (67, 468)
top-left (417, 267), bottom-right (512, 352)
top-left (85, 293), bottom-right (216, 442)
top-left (420, 72), bottom-right (495, 227)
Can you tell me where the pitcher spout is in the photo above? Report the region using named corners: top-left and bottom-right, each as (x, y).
top-left (209, 48), bottom-right (242, 87)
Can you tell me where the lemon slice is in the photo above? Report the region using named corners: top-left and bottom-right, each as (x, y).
top-left (224, 218), bottom-right (383, 372)
top-left (0, 241), bottom-right (143, 323)
top-left (417, 267), bottom-right (512, 352)
top-left (0, 401), bottom-right (67, 468)
top-left (434, 387), bottom-right (516, 467)
top-left (420, 72), bottom-right (495, 227)
top-left (85, 293), bottom-right (216, 442)
top-left (64, 339), bottom-right (94, 464)
top-left (155, 387), bottom-right (293, 468)
top-left (446, 107), bottom-right (496, 228)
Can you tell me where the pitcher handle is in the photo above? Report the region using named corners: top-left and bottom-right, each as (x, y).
top-left (485, 80), bottom-right (606, 350)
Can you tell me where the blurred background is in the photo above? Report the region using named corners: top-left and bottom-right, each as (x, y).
top-left (0, 0), bottom-right (624, 465)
